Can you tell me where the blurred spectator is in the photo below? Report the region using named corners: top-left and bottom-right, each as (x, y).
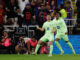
top-left (5, 17), bottom-right (14, 25)
top-left (59, 4), bottom-right (67, 19)
top-left (37, 0), bottom-right (43, 3)
top-left (31, 16), bottom-right (37, 25)
top-left (0, 4), bottom-right (5, 24)
top-left (30, 0), bottom-right (36, 12)
top-left (76, 0), bottom-right (80, 24)
top-left (46, 0), bottom-right (57, 6)
top-left (35, 0), bottom-right (44, 18)
top-left (18, 0), bottom-right (29, 14)
top-left (15, 36), bottom-right (27, 54)
top-left (45, 2), bottom-right (51, 14)
top-left (0, 31), bottom-right (11, 47)
top-left (0, 31), bottom-right (12, 53)
top-left (5, 0), bottom-right (19, 22)
top-left (35, 0), bottom-right (43, 9)
top-left (25, 36), bottom-right (37, 54)
top-left (0, 24), bottom-right (4, 41)
top-left (38, 3), bottom-right (47, 26)
top-left (50, 0), bottom-right (55, 11)
top-left (23, 3), bottom-right (34, 25)
top-left (17, 15), bottom-right (23, 26)
top-left (40, 42), bottom-right (49, 54)
top-left (0, 0), bottom-right (5, 7)
top-left (65, 1), bottom-right (72, 19)
top-left (4, 17), bottom-right (14, 30)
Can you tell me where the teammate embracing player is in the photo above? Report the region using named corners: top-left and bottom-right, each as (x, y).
top-left (35, 15), bottom-right (55, 56)
top-left (52, 11), bottom-right (75, 55)
top-left (35, 11), bottom-right (75, 56)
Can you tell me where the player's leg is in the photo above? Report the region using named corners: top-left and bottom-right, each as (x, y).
top-left (63, 34), bottom-right (75, 54)
top-left (55, 34), bottom-right (64, 55)
top-left (35, 36), bottom-right (48, 54)
top-left (48, 41), bottom-right (53, 56)
top-left (35, 40), bottom-right (42, 54)
top-left (48, 35), bottom-right (54, 56)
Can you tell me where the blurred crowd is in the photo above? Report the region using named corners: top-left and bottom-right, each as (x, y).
top-left (0, 0), bottom-right (80, 54)
top-left (0, 0), bottom-right (74, 26)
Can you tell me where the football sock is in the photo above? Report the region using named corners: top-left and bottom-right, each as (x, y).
top-left (67, 42), bottom-right (74, 51)
top-left (55, 41), bottom-right (63, 51)
top-left (35, 44), bottom-right (40, 54)
top-left (50, 45), bottom-right (53, 55)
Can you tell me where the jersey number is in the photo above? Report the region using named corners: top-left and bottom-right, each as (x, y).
top-left (57, 26), bottom-right (60, 29)
top-left (47, 27), bottom-right (49, 30)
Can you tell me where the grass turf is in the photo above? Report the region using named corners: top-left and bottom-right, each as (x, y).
top-left (0, 54), bottom-right (80, 60)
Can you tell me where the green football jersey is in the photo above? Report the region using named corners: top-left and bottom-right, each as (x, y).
top-left (52, 17), bottom-right (68, 34)
top-left (42, 21), bottom-right (54, 35)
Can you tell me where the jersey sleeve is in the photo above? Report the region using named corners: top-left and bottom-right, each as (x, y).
top-left (42, 23), bottom-right (45, 29)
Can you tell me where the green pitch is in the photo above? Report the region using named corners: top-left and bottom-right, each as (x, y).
top-left (0, 54), bottom-right (80, 60)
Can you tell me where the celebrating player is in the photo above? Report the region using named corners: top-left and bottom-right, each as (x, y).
top-left (35, 15), bottom-right (55, 56)
top-left (52, 12), bottom-right (75, 55)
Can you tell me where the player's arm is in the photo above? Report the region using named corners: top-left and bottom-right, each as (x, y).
top-left (36, 25), bottom-right (44, 31)
top-left (51, 20), bottom-right (57, 33)
top-left (51, 27), bottom-right (57, 33)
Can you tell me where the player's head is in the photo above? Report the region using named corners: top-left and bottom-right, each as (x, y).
top-left (31, 36), bottom-right (36, 42)
top-left (55, 11), bottom-right (61, 19)
top-left (46, 14), bottom-right (51, 21)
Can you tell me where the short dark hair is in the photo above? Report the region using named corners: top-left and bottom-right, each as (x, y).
top-left (56, 11), bottom-right (62, 17)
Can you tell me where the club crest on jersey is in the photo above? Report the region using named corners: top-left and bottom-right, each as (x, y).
top-left (47, 27), bottom-right (49, 30)
top-left (57, 26), bottom-right (60, 29)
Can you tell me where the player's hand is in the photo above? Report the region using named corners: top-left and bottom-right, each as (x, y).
top-left (36, 25), bottom-right (40, 29)
top-left (51, 31), bottom-right (54, 34)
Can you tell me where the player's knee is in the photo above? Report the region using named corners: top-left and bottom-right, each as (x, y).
top-left (55, 38), bottom-right (60, 41)
top-left (49, 41), bottom-right (53, 45)
top-left (65, 41), bottom-right (69, 43)
top-left (38, 40), bottom-right (43, 44)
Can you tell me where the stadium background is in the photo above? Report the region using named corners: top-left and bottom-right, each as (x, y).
top-left (0, 0), bottom-right (80, 55)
